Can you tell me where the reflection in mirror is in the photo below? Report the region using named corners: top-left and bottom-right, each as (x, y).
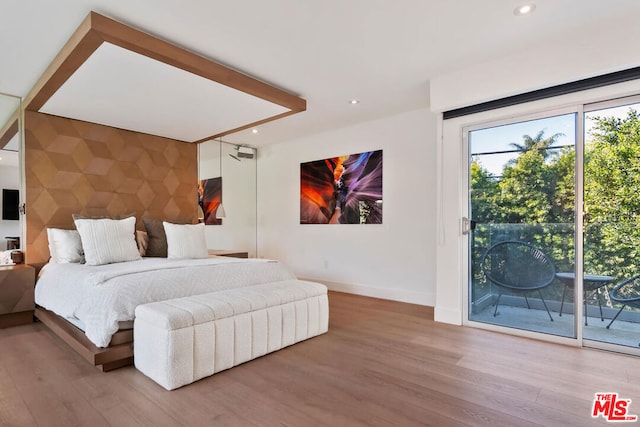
top-left (0, 93), bottom-right (21, 252)
top-left (198, 140), bottom-right (257, 257)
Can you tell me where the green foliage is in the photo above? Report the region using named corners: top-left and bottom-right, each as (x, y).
top-left (549, 147), bottom-right (575, 223)
top-left (469, 160), bottom-right (500, 222)
top-left (584, 109), bottom-right (640, 279)
top-left (498, 148), bottom-right (555, 223)
top-left (471, 110), bottom-right (640, 295)
top-left (509, 130), bottom-right (564, 160)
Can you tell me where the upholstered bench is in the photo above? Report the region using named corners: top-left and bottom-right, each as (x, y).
top-left (133, 279), bottom-right (329, 390)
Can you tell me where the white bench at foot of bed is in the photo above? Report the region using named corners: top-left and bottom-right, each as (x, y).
top-left (133, 279), bottom-right (329, 390)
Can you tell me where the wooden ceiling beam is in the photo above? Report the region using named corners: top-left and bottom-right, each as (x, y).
top-left (24, 11), bottom-right (306, 141)
top-left (24, 13), bottom-right (102, 111)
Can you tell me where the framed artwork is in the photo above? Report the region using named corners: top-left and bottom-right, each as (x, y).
top-left (198, 177), bottom-right (222, 225)
top-left (300, 149), bottom-right (383, 224)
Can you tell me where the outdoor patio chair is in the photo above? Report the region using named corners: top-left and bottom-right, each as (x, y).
top-left (481, 240), bottom-right (556, 321)
top-left (606, 274), bottom-right (640, 340)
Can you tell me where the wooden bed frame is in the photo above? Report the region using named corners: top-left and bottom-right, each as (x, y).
top-left (33, 253), bottom-right (247, 372)
top-left (35, 307), bottom-right (133, 371)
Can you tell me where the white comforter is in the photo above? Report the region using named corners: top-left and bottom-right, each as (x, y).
top-left (35, 257), bottom-right (296, 347)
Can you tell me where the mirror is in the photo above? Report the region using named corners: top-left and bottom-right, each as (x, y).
top-left (0, 93), bottom-right (22, 252)
top-left (198, 140), bottom-right (257, 257)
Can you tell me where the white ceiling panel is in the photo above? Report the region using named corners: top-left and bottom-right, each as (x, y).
top-left (4, 1), bottom-right (640, 146)
top-left (39, 42), bottom-right (289, 142)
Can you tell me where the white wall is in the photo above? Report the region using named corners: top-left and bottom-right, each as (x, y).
top-left (0, 164), bottom-right (20, 250)
top-left (429, 16), bottom-right (640, 113)
top-left (257, 107), bottom-right (438, 305)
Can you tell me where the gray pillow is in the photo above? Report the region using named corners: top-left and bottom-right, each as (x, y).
top-left (142, 218), bottom-right (169, 257)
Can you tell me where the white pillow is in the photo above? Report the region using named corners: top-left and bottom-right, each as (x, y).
top-left (47, 228), bottom-right (84, 263)
top-left (74, 217), bottom-right (141, 265)
top-left (163, 222), bottom-right (208, 259)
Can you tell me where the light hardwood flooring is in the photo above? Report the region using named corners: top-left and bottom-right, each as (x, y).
top-left (1, 291), bottom-right (639, 426)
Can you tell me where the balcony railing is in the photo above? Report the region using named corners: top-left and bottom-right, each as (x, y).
top-left (469, 222), bottom-right (640, 347)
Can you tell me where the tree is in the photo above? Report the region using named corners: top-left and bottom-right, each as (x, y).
top-left (470, 159), bottom-right (500, 223)
top-left (471, 111), bottom-right (640, 303)
top-left (584, 109), bottom-right (640, 278)
top-left (509, 130), bottom-right (564, 161)
top-left (549, 147), bottom-right (575, 223)
top-left (471, 130), bottom-right (568, 225)
top-left (470, 131), bottom-right (575, 290)
top-left (498, 131), bottom-right (562, 224)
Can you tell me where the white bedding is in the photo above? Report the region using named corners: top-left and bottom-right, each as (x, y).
top-left (35, 257), bottom-right (296, 347)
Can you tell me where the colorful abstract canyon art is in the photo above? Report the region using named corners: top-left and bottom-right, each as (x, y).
top-left (198, 177), bottom-right (222, 225)
top-left (300, 150), bottom-right (383, 224)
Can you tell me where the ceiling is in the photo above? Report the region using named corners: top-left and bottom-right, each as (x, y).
top-left (24, 12), bottom-right (305, 144)
top-left (2, 0), bottom-right (640, 147)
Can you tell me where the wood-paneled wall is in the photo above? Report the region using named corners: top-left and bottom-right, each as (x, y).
top-left (24, 111), bottom-right (197, 265)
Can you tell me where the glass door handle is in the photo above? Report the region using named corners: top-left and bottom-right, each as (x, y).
top-left (462, 217), bottom-right (476, 235)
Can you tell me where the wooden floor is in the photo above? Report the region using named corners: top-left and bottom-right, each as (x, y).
top-left (1, 292), bottom-right (639, 426)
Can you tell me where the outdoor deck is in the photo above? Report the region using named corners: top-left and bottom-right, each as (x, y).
top-left (471, 302), bottom-right (640, 348)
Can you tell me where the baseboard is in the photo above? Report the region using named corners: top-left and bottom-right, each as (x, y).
top-left (434, 306), bottom-right (463, 325)
top-left (299, 277), bottom-right (435, 307)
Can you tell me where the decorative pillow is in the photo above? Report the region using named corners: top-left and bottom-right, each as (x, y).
top-left (47, 228), bottom-right (84, 263)
top-left (74, 216), bottom-right (141, 265)
top-left (136, 230), bottom-right (148, 257)
top-left (142, 218), bottom-right (169, 257)
top-left (163, 222), bottom-right (208, 259)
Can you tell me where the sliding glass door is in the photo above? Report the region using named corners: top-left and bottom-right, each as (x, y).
top-left (466, 95), bottom-right (640, 353)
top-left (583, 98), bottom-right (640, 349)
top-left (467, 113), bottom-right (577, 337)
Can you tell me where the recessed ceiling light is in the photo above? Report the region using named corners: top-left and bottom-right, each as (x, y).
top-left (514, 3), bottom-right (536, 16)
top-left (251, 129), bottom-right (258, 134)
top-left (349, 99), bottom-right (359, 105)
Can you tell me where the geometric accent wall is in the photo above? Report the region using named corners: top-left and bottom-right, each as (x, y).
top-left (25, 111), bottom-right (198, 265)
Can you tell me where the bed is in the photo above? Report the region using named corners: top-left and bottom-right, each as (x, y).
top-left (33, 217), bottom-right (297, 371)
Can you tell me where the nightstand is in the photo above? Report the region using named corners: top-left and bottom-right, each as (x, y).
top-left (0, 264), bottom-right (35, 328)
top-left (207, 249), bottom-right (249, 258)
